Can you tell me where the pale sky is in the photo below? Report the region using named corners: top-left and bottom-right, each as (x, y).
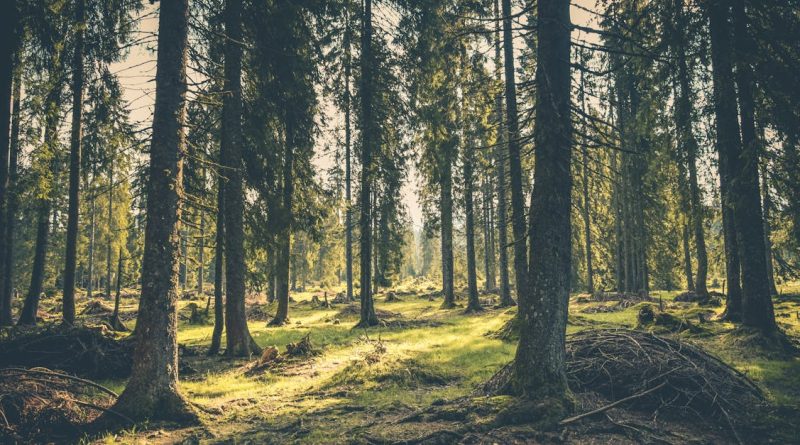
top-left (112, 1), bottom-right (599, 230)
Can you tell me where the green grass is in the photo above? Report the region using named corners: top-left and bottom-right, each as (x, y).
top-left (82, 280), bottom-right (800, 444)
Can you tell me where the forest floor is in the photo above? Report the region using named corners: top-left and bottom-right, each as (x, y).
top-left (5, 281), bottom-right (800, 444)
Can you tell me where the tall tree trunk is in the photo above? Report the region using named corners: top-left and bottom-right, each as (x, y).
top-left (106, 165), bottom-right (114, 301)
top-left (356, 0), bottom-right (378, 327)
top-left (266, 242), bottom-right (276, 303)
top-left (0, 0), bottom-right (18, 323)
top-left (673, 0), bottom-right (708, 296)
top-left (198, 172), bottom-right (205, 294)
top-left (18, 79), bottom-right (63, 326)
top-left (682, 218), bottom-right (695, 291)
top-left (501, 0), bottom-right (528, 300)
top-left (270, 127), bottom-right (294, 326)
top-left (578, 69), bottom-right (593, 294)
top-left (109, 246), bottom-right (127, 331)
top-left (344, 9), bottom-right (354, 303)
top-left (440, 143), bottom-right (455, 309)
top-left (730, 0), bottom-right (777, 333)
top-left (208, 179), bottom-right (224, 355)
top-left (106, 0), bottom-right (197, 422)
top-left (482, 176), bottom-right (496, 291)
top-left (510, 0), bottom-right (572, 405)
top-left (707, 0), bottom-right (744, 321)
top-left (2, 73), bottom-right (20, 320)
top-left (464, 147), bottom-right (480, 313)
top-left (87, 178), bottom-right (96, 298)
top-left (62, 0), bottom-right (85, 325)
top-left (494, 0), bottom-right (513, 307)
top-left (760, 161), bottom-right (778, 296)
top-left (222, 0), bottom-right (259, 355)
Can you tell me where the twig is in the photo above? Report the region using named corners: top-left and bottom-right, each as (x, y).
top-left (559, 381), bottom-right (668, 425)
top-left (2, 367), bottom-right (119, 398)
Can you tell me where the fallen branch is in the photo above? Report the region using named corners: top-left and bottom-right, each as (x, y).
top-left (559, 381), bottom-right (667, 425)
top-left (2, 367), bottom-right (119, 398)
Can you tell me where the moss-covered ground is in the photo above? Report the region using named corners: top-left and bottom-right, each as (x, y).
top-left (54, 281), bottom-right (800, 444)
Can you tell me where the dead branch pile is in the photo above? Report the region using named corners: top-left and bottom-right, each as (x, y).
top-left (335, 304), bottom-right (398, 320)
top-left (580, 300), bottom-right (635, 314)
top-left (636, 305), bottom-right (706, 334)
top-left (247, 304), bottom-right (272, 321)
top-left (0, 325), bottom-right (133, 379)
top-left (592, 291), bottom-right (654, 303)
top-left (285, 334), bottom-right (320, 357)
top-left (566, 329), bottom-right (764, 426)
top-left (80, 300), bottom-right (113, 315)
top-left (0, 367), bottom-right (123, 443)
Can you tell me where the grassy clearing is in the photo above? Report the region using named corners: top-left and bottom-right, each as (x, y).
top-left (75, 281), bottom-right (800, 444)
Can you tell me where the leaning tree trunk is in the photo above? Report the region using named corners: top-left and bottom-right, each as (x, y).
top-left (494, 0), bottom-right (513, 307)
top-left (208, 179), bottom-right (224, 355)
top-left (730, 0), bottom-right (777, 333)
top-left (222, 0), bottom-right (259, 356)
top-left (62, 0), bottom-right (86, 325)
top-left (2, 73), bottom-right (20, 320)
top-left (510, 0), bottom-right (572, 407)
top-left (356, 0), bottom-right (378, 327)
top-left (707, 0), bottom-right (744, 322)
top-left (501, 0), bottom-right (528, 301)
top-left (106, 0), bottom-right (197, 423)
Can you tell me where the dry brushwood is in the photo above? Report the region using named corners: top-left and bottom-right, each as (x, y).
top-left (0, 367), bottom-right (130, 443)
top-left (483, 329), bottom-right (764, 437)
top-left (0, 325), bottom-right (134, 379)
top-left (566, 330), bottom-right (764, 427)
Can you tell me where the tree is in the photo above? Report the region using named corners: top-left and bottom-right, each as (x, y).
top-left (730, 0), bottom-right (778, 333)
top-left (356, 0), bottom-right (378, 327)
top-left (501, 0), bottom-right (528, 300)
top-left (105, 0), bottom-right (197, 422)
top-left (508, 0), bottom-right (572, 408)
top-left (493, 0), bottom-right (513, 307)
top-left (222, 0), bottom-right (259, 355)
top-left (61, 0), bottom-right (86, 325)
top-left (0, 0), bottom-right (19, 324)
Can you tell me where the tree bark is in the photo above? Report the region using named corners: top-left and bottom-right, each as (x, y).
top-left (62, 0), bottom-right (86, 325)
top-left (109, 246), bottom-right (127, 331)
top-left (464, 145), bottom-right (480, 312)
top-left (106, 165), bottom-right (114, 301)
top-left (1, 73), bottom-right (20, 322)
top-left (759, 160), bottom-right (778, 296)
top-left (511, 0), bottom-right (572, 403)
top-left (356, 0), bottom-right (378, 327)
top-left (493, 0), bottom-right (513, 308)
top-left (707, 0), bottom-right (744, 321)
top-left (270, 125), bottom-right (294, 327)
top-left (501, 0), bottom-right (528, 301)
top-left (0, 0), bottom-right (18, 322)
top-left (87, 178), bottom-right (96, 298)
top-left (440, 141), bottom-right (455, 309)
top-left (673, 0), bottom-right (708, 296)
top-left (344, 9), bottom-right (354, 303)
top-left (106, 0), bottom-right (197, 422)
top-left (222, 0), bottom-right (259, 355)
top-left (208, 178), bottom-right (224, 355)
top-left (18, 77), bottom-right (63, 326)
top-left (730, 0), bottom-right (777, 332)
